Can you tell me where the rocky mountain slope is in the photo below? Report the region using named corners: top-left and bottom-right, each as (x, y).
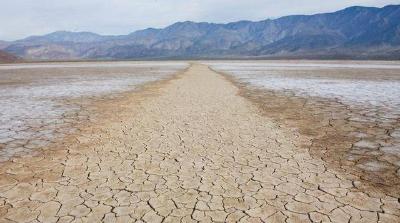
top-left (0, 50), bottom-right (19, 63)
top-left (3, 4), bottom-right (400, 60)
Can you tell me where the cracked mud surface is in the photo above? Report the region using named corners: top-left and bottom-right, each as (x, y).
top-left (0, 64), bottom-right (399, 222)
top-left (0, 62), bottom-right (187, 162)
top-left (209, 61), bottom-right (400, 197)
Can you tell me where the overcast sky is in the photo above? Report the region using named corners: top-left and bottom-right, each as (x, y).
top-left (1, 0), bottom-right (399, 41)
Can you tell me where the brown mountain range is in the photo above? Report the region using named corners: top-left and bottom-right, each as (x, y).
top-left (0, 50), bottom-right (20, 63)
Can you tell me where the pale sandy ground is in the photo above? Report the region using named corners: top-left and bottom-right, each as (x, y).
top-left (0, 64), bottom-right (399, 222)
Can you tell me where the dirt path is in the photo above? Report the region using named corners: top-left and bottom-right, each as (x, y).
top-left (0, 64), bottom-right (399, 222)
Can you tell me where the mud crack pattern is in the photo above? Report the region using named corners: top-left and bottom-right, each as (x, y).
top-left (0, 64), bottom-right (399, 222)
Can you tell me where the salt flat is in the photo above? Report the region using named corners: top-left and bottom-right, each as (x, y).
top-left (208, 60), bottom-right (400, 195)
top-left (0, 62), bottom-right (399, 222)
top-left (0, 61), bottom-right (188, 162)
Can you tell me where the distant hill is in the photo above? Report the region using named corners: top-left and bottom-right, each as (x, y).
top-left (0, 40), bottom-right (10, 49)
top-left (0, 50), bottom-right (19, 63)
top-left (3, 4), bottom-right (400, 60)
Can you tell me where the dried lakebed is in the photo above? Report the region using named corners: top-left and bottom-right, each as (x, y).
top-left (0, 62), bottom-right (188, 162)
top-left (0, 63), bottom-right (399, 222)
top-left (209, 60), bottom-right (400, 196)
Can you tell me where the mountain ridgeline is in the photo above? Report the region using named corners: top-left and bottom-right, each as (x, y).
top-left (3, 5), bottom-right (400, 60)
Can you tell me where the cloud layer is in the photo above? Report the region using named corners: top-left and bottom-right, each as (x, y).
top-left (1, 0), bottom-right (398, 40)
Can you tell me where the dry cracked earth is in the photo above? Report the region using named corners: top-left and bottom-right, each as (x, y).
top-left (0, 64), bottom-right (399, 222)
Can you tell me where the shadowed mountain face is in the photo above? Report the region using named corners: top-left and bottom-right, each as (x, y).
top-left (4, 5), bottom-right (400, 60)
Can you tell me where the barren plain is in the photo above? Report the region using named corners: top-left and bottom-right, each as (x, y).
top-left (0, 61), bottom-right (399, 222)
